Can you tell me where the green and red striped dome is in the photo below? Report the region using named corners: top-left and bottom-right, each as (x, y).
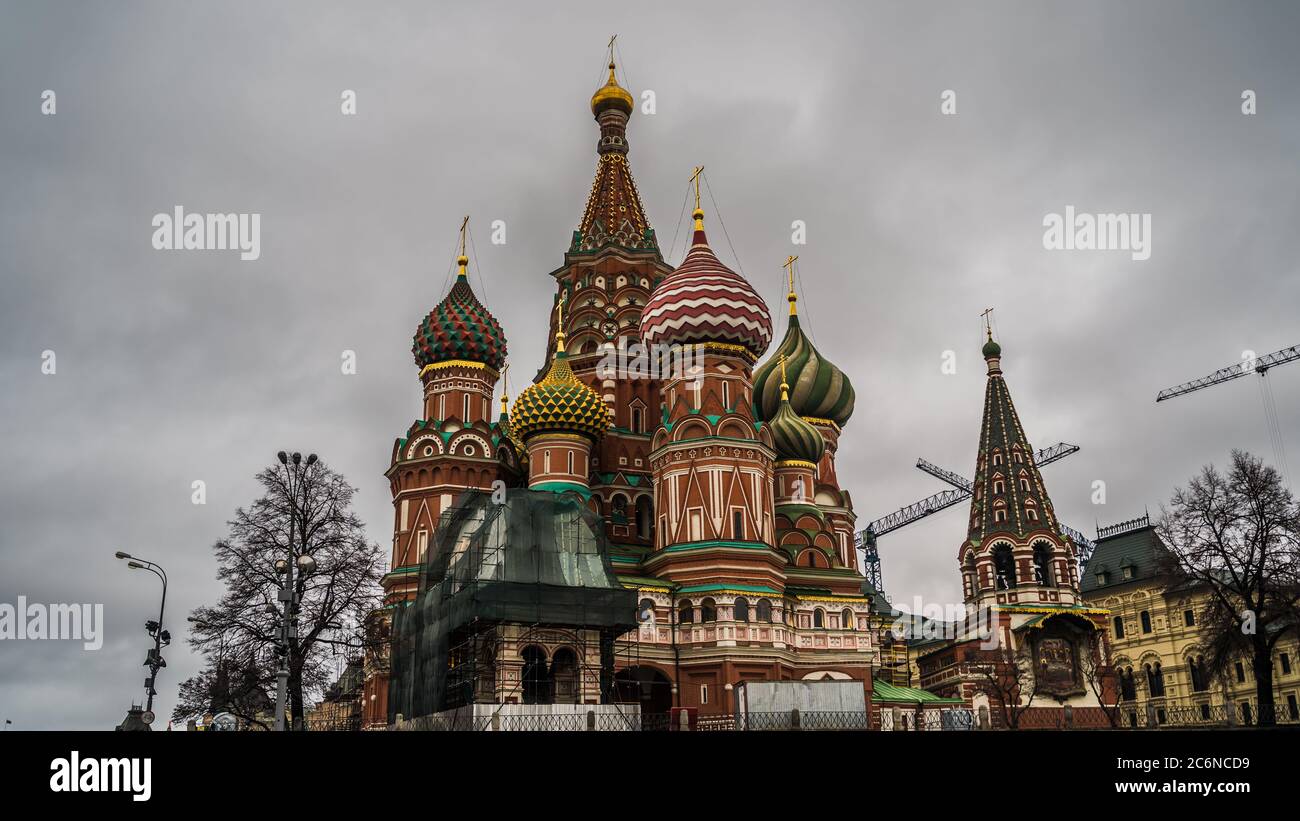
top-left (412, 263), bottom-right (508, 372)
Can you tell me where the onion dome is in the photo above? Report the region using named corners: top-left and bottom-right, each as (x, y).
top-left (982, 337), bottom-right (1002, 359)
top-left (412, 254), bottom-right (507, 372)
top-left (590, 61), bottom-right (634, 117)
top-left (640, 206), bottom-right (773, 358)
top-left (510, 305), bottom-right (610, 443)
top-left (768, 357), bottom-right (825, 464)
top-left (752, 267), bottom-right (854, 427)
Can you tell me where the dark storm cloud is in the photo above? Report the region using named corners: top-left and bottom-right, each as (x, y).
top-left (1, 1), bottom-right (1297, 727)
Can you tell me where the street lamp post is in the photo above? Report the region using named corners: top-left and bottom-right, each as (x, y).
top-left (115, 551), bottom-right (169, 723)
top-left (273, 451), bottom-right (317, 731)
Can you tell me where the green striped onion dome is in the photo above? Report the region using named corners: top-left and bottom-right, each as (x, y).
top-left (412, 263), bottom-right (508, 372)
top-left (768, 385), bottom-right (826, 464)
top-left (753, 315), bottom-right (855, 427)
top-left (510, 349), bottom-right (610, 443)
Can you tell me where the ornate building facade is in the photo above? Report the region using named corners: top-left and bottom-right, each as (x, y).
top-left (1082, 515), bottom-right (1300, 726)
top-left (362, 55), bottom-right (876, 725)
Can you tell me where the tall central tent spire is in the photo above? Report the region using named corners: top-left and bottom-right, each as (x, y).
top-left (573, 38), bottom-right (657, 254)
top-left (965, 320), bottom-right (1060, 545)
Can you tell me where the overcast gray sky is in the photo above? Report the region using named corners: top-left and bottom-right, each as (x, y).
top-left (2, 1), bottom-right (1298, 729)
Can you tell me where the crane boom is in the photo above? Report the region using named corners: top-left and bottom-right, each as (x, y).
top-left (1156, 344), bottom-right (1300, 402)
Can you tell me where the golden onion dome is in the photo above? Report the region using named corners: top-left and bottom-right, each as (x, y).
top-left (590, 62), bottom-right (634, 117)
top-left (510, 346), bottom-right (609, 444)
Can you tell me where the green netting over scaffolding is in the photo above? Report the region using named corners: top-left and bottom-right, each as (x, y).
top-left (387, 487), bottom-right (639, 722)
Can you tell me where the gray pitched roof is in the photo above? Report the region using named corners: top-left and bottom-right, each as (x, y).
top-left (1080, 524), bottom-right (1167, 593)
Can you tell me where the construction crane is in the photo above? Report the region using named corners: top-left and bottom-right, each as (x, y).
top-left (1155, 344), bottom-right (1299, 402)
top-left (855, 443), bottom-right (1092, 592)
top-left (1156, 344), bottom-right (1298, 487)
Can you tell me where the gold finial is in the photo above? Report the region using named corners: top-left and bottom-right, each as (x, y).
top-left (688, 166), bottom-right (705, 230)
top-left (784, 255), bottom-right (799, 316)
top-left (555, 292), bottom-right (568, 353)
top-left (779, 353), bottom-right (790, 401)
top-left (499, 363), bottom-right (510, 414)
top-left (456, 215), bottom-right (470, 277)
top-left (980, 306), bottom-right (994, 340)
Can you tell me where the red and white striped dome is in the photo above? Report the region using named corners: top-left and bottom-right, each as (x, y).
top-left (639, 210), bottom-right (773, 358)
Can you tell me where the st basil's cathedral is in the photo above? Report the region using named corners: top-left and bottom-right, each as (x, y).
top-left (362, 52), bottom-right (1014, 727)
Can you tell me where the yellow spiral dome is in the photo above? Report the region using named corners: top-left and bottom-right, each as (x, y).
top-left (511, 348), bottom-right (610, 443)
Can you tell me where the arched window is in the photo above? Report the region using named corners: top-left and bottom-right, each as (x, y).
top-left (638, 598), bottom-right (655, 626)
top-left (635, 496), bottom-right (653, 540)
top-left (993, 479), bottom-right (1005, 495)
top-left (1113, 616), bottom-right (1125, 639)
top-left (813, 608), bottom-right (825, 629)
top-left (521, 646), bottom-right (551, 705)
top-left (700, 598), bottom-right (717, 623)
top-left (678, 600), bottom-right (694, 625)
top-left (756, 598), bottom-right (772, 623)
top-left (1019, 476), bottom-right (1031, 492)
top-left (1120, 666), bottom-right (1136, 701)
top-left (734, 597), bottom-right (750, 623)
top-left (1140, 610), bottom-right (1152, 633)
top-left (1032, 543), bottom-right (1054, 586)
top-left (631, 407), bottom-right (643, 434)
top-left (1146, 662), bottom-right (1165, 697)
top-left (992, 451), bottom-right (1003, 466)
top-left (993, 544), bottom-right (1017, 589)
top-left (1025, 506), bottom-right (1039, 522)
top-left (841, 608), bottom-right (854, 630)
top-left (1188, 655), bottom-right (1208, 692)
top-left (551, 648), bottom-right (578, 704)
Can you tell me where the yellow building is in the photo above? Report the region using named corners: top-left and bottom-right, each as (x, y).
top-left (1081, 515), bottom-right (1300, 726)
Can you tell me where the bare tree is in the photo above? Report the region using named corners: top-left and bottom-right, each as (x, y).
top-left (970, 638), bottom-right (1038, 729)
top-left (1080, 630), bottom-right (1120, 728)
top-left (172, 650), bottom-right (274, 730)
top-left (1158, 450), bottom-right (1300, 726)
top-left (185, 457), bottom-right (383, 729)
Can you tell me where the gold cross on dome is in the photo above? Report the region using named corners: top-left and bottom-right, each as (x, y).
top-left (458, 215), bottom-right (469, 257)
top-left (689, 166), bottom-right (704, 211)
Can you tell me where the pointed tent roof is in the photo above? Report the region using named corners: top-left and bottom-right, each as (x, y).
top-left (965, 333), bottom-right (1062, 546)
top-left (571, 56), bottom-right (657, 254)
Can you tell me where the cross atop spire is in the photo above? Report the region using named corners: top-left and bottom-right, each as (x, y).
top-left (785, 255), bottom-right (799, 316)
top-left (554, 291), bottom-right (568, 353)
top-left (456, 215), bottom-right (470, 277)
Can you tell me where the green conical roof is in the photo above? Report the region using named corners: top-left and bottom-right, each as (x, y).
top-left (965, 340), bottom-right (1061, 544)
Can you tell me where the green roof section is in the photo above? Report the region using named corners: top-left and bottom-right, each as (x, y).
top-left (676, 583), bottom-right (782, 595)
top-left (1080, 524), bottom-right (1165, 593)
top-left (871, 679), bottom-right (965, 705)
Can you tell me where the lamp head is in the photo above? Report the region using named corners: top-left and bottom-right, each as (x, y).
top-left (277, 451), bottom-right (288, 465)
top-left (115, 551), bottom-right (131, 560)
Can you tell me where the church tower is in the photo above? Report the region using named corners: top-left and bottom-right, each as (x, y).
top-left (537, 43), bottom-right (676, 553)
top-left (752, 258), bottom-right (859, 569)
top-left (640, 194), bottom-right (779, 590)
top-left (385, 221), bottom-right (514, 605)
top-left (511, 296), bottom-right (610, 493)
top-left (958, 324), bottom-right (1081, 610)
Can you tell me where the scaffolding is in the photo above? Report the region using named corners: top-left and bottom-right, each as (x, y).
top-left (387, 487), bottom-right (647, 729)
